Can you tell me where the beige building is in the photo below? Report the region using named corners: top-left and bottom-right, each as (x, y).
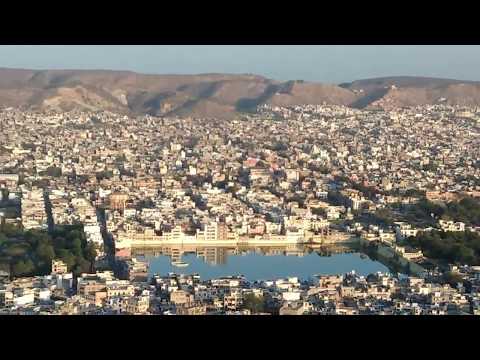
top-left (170, 290), bottom-right (194, 306)
top-left (176, 303), bottom-right (207, 315)
top-left (51, 259), bottom-right (68, 275)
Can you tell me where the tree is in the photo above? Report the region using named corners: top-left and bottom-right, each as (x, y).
top-left (96, 170), bottom-right (114, 181)
top-left (1, 223), bottom-right (22, 237)
top-left (311, 207), bottom-right (327, 217)
top-left (36, 243), bottom-right (55, 262)
top-left (84, 242), bottom-right (97, 263)
top-left (69, 237), bottom-right (83, 257)
top-left (406, 230), bottom-right (480, 265)
top-left (66, 229), bottom-right (84, 243)
top-left (4, 243), bottom-right (30, 257)
top-left (56, 249), bottom-right (76, 270)
top-left (73, 257), bottom-right (91, 275)
top-left (12, 259), bottom-right (35, 277)
top-left (53, 236), bottom-right (67, 249)
top-left (0, 233), bottom-right (7, 246)
top-left (243, 293), bottom-right (265, 314)
top-left (373, 208), bottom-right (395, 226)
top-left (46, 166), bottom-right (62, 178)
top-left (443, 272), bottom-right (464, 287)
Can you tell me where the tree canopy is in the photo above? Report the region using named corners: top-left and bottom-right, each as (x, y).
top-left (242, 293), bottom-right (265, 314)
top-left (407, 230), bottom-right (480, 265)
top-left (0, 224), bottom-right (98, 278)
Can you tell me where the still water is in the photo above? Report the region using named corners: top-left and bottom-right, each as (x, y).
top-left (134, 244), bottom-right (389, 281)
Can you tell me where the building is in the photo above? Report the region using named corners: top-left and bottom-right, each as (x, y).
top-left (170, 290), bottom-right (194, 306)
top-left (0, 174), bottom-right (19, 188)
top-left (51, 259), bottom-right (68, 275)
top-left (176, 303), bottom-right (207, 315)
top-left (439, 220), bottom-right (465, 232)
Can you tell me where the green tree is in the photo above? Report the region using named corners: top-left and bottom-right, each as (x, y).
top-left (69, 237), bottom-right (83, 257)
top-left (1, 223), bottom-right (22, 237)
top-left (53, 236), bottom-right (67, 249)
top-left (84, 242), bottom-right (97, 263)
top-left (443, 272), bottom-right (464, 287)
top-left (46, 166), bottom-right (62, 177)
top-left (4, 243), bottom-right (30, 257)
top-left (373, 208), bottom-right (395, 225)
top-left (243, 293), bottom-right (265, 314)
top-left (57, 249), bottom-right (76, 270)
top-left (66, 229), bottom-right (84, 243)
top-left (12, 259), bottom-right (35, 277)
top-left (0, 233), bottom-right (7, 246)
top-left (36, 243), bottom-right (55, 262)
top-left (73, 257), bottom-right (91, 275)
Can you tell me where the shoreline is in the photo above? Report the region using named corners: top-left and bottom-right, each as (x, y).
top-left (121, 238), bottom-right (360, 249)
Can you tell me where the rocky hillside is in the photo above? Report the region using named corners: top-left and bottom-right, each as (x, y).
top-left (1, 69), bottom-right (480, 118)
top-left (340, 76), bottom-right (480, 109)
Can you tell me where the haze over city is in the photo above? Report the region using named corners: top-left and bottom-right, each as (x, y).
top-left (1, 45), bottom-right (480, 83)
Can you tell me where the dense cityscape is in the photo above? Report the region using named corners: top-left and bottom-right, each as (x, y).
top-left (1, 103), bottom-right (480, 315)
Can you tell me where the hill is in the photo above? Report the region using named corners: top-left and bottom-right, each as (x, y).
top-left (1, 69), bottom-right (480, 117)
top-left (340, 76), bottom-right (480, 109)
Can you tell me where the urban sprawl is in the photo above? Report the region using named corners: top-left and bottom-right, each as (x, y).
top-left (1, 103), bottom-right (480, 315)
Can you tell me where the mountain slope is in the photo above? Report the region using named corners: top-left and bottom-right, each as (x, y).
top-left (1, 69), bottom-right (480, 117)
top-left (341, 76), bottom-right (480, 109)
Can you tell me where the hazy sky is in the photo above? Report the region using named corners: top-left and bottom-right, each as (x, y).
top-left (0, 45), bottom-right (479, 84)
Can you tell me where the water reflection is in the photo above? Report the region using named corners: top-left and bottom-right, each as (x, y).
top-left (132, 244), bottom-right (388, 281)
top-left (132, 244), bottom-right (357, 267)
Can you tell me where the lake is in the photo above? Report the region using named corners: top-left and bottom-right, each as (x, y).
top-left (133, 244), bottom-right (390, 281)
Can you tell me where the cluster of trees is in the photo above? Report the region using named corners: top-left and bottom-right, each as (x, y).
top-left (136, 198), bottom-right (155, 210)
top-left (404, 189), bottom-right (426, 197)
top-left (422, 162), bottom-right (438, 172)
top-left (311, 207), bottom-right (327, 217)
top-left (21, 142), bottom-right (36, 151)
top-left (406, 230), bottom-right (480, 265)
top-left (119, 168), bottom-right (136, 177)
top-left (187, 175), bottom-right (213, 188)
top-left (370, 208), bottom-right (396, 226)
top-left (0, 188), bottom-right (10, 204)
top-left (441, 197), bottom-right (480, 225)
top-left (443, 271), bottom-right (464, 287)
top-left (385, 188), bottom-right (426, 198)
top-left (285, 193), bottom-right (306, 207)
top-left (38, 166), bottom-right (62, 178)
top-left (457, 175), bottom-right (480, 187)
top-left (184, 136), bottom-right (200, 149)
top-left (271, 142), bottom-right (289, 152)
top-left (96, 170), bottom-right (114, 181)
top-left (327, 191), bottom-right (344, 206)
top-left (0, 224), bottom-right (97, 278)
top-left (405, 199), bottom-right (445, 226)
top-left (242, 293), bottom-right (265, 314)
top-left (31, 179), bottom-right (50, 188)
top-left (307, 163), bottom-right (330, 175)
top-left (407, 197), bottom-right (480, 226)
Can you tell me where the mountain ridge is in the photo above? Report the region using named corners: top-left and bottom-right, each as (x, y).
top-left (1, 67), bottom-right (480, 117)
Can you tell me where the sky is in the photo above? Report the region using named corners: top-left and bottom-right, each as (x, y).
top-left (0, 45), bottom-right (479, 84)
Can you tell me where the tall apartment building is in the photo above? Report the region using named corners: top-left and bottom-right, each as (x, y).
top-left (196, 222), bottom-right (219, 242)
